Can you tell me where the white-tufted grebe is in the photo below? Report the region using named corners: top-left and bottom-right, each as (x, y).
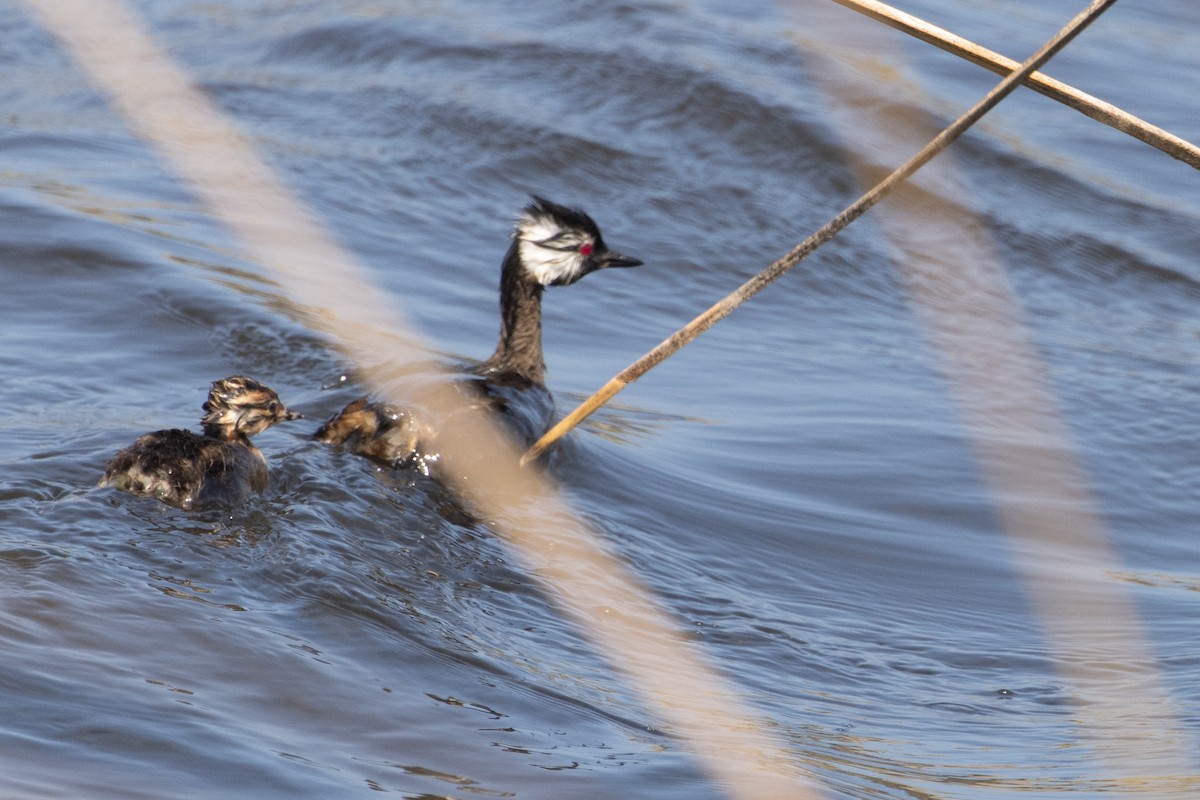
top-left (314, 196), bottom-right (642, 467)
top-left (100, 376), bottom-right (302, 509)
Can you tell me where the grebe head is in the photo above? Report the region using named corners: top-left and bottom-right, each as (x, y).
top-left (201, 376), bottom-right (302, 439)
top-left (514, 196), bottom-right (642, 287)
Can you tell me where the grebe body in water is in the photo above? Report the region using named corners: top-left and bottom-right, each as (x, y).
top-left (315, 196), bottom-right (642, 467)
top-left (101, 376), bottom-right (301, 508)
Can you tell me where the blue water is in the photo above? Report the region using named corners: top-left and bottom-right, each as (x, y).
top-left (1, 1), bottom-right (1198, 798)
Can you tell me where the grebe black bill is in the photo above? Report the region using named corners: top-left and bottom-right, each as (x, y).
top-left (100, 376), bottom-right (302, 509)
top-left (314, 196), bottom-right (643, 468)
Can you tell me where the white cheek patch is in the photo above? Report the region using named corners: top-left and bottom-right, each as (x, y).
top-left (518, 214), bottom-right (562, 244)
top-left (516, 213), bottom-right (587, 285)
top-left (519, 238), bottom-right (585, 285)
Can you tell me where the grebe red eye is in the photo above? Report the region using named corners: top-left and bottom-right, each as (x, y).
top-left (580, 242), bottom-right (593, 256)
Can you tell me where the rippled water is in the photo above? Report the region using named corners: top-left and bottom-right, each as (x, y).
top-left (2, 1), bottom-right (1198, 798)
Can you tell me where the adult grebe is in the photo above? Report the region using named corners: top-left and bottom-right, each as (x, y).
top-left (314, 196), bottom-right (642, 467)
top-left (101, 376), bottom-right (302, 508)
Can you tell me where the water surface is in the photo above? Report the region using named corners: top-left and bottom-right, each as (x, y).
top-left (1, 1), bottom-right (1198, 798)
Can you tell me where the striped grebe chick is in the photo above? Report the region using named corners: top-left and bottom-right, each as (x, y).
top-left (315, 196), bottom-right (642, 468)
top-left (101, 376), bottom-right (302, 509)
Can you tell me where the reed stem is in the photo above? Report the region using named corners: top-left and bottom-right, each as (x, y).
top-left (522, 0), bottom-right (1120, 465)
top-left (829, 0), bottom-right (1199, 169)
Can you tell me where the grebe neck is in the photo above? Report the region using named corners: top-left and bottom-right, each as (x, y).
top-left (481, 241), bottom-right (545, 386)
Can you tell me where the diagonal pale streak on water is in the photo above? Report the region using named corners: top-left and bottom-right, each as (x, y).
top-left (793, 1), bottom-right (1198, 791)
top-left (18, 0), bottom-right (821, 797)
